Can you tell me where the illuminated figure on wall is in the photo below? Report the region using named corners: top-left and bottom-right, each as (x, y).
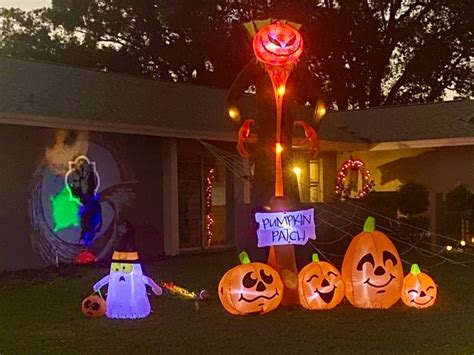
top-left (227, 19), bottom-right (326, 305)
top-left (65, 155), bottom-right (102, 246)
top-left (93, 221), bottom-right (163, 319)
top-left (30, 130), bottom-right (136, 265)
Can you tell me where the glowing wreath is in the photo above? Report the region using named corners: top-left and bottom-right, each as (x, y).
top-left (335, 158), bottom-right (375, 199)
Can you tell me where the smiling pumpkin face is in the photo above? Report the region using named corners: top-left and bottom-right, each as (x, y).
top-left (401, 264), bottom-right (437, 309)
top-left (252, 22), bottom-right (303, 66)
top-left (218, 253), bottom-right (283, 315)
top-left (298, 254), bottom-right (344, 310)
top-left (342, 217), bottom-right (403, 309)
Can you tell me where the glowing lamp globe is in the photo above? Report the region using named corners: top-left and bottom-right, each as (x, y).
top-left (252, 22), bottom-right (303, 66)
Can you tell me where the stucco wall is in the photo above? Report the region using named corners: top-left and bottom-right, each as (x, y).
top-left (337, 145), bottom-right (474, 193)
top-left (0, 123), bottom-right (164, 271)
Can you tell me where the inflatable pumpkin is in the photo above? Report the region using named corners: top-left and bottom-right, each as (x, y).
top-left (252, 22), bottom-right (303, 66)
top-left (218, 252), bottom-right (283, 315)
top-left (342, 217), bottom-right (403, 309)
top-left (401, 264), bottom-right (437, 309)
top-left (298, 254), bottom-right (344, 310)
top-left (81, 294), bottom-right (106, 318)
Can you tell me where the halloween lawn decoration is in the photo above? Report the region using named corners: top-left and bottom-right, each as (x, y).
top-left (81, 293), bottom-right (107, 318)
top-left (227, 19), bottom-right (326, 306)
top-left (218, 252), bottom-right (283, 315)
top-left (401, 264), bottom-right (437, 309)
top-left (92, 221), bottom-right (162, 319)
top-left (298, 254), bottom-right (344, 310)
top-left (342, 217), bottom-right (403, 309)
top-left (65, 155), bottom-right (102, 247)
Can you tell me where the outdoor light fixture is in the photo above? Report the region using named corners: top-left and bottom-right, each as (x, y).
top-left (446, 245), bottom-right (453, 251)
top-left (460, 240), bottom-right (466, 247)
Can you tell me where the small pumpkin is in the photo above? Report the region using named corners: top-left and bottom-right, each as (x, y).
top-left (218, 252), bottom-right (283, 315)
top-left (401, 264), bottom-right (437, 309)
top-left (298, 254), bottom-right (344, 310)
top-left (342, 217), bottom-right (403, 309)
top-left (252, 22), bottom-right (303, 66)
top-left (81, 294), bottom-right (106, 318)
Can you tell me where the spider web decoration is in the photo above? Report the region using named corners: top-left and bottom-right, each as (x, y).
top-left (199, 140), bottom-right (474, 270)
top-left (335, 157), bottom-right (375, 200)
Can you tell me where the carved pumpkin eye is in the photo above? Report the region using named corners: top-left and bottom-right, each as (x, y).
top-left (383, 251), bottom-right (398, 266)
top-left (408, 289), bottom-right (418, 294)
top-left (267, 34), bottom-right (281, 47)
top-left (286, 35), bottom-right (296, 46)
top-left (327, 271), bottom-right (338, 277)
top-left (306, 274), bottom-right (319, 282)
top-left (260, 269), bottom-right (273, 284)
top-left (91, 302), bottom-right (101, 311)
top-left (84, 300), bottom-right (91, 308)
top-left (242, 271), bottom-right (258, 288)
top-left (426, 286), bottom-right (434, 291)
top-left (356, 253), bottom-right (375, 271)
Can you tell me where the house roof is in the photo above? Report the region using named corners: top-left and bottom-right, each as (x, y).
top-left (1, 56), bottom-right (473, 148)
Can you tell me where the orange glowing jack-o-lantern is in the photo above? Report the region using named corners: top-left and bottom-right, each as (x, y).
top-left (298, 254), bottom-right (344, 310)
top-left (401, 264), bottom-right (437, 309)
top-left (218, 252), bottom-right (283, 315)
top-left (252, 22), bottom-right (303, 67)
top-left (81, 294), bottom-right (106, 318)
top-left (342, 217), bottom-right (403, 309)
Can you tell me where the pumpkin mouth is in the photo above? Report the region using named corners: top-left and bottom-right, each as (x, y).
top-left (411, 296), bottom-right (434, 306)
top-left (315, 286), bottom-right (336, 304)
top-left (238, 289), bottom-right (279, 303)
top-left (260, 37), bottom-right (300, 57)
top-left (364, 274), bottom-right (395, 289)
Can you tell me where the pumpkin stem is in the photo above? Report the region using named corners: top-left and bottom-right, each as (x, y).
top-left (363, 216), bottom-right (376, 232)
top-left (411, 264), bottom-right (421, 275)
top-left (239, 251), bottom-right (251, 264)
top-left (312, 254), bottom-right (320, 263)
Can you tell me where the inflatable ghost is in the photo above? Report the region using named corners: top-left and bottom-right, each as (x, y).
top-left (93, 221), bottom-right (162, 319)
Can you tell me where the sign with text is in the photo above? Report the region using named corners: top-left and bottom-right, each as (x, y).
top-left (255, 208), bottom-right (316, 247)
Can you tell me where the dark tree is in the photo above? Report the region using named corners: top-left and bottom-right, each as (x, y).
top-left (1, 0), bottom-right (472, 107)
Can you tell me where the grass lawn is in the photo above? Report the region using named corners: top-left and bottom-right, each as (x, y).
top-left (0, 251), bottom-right (472, 354)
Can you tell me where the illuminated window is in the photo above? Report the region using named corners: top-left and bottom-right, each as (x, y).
top-left (309, 159), bottom-right (323, 203)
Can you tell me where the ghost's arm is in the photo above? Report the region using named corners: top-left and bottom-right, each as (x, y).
top-left (227, 61), bottom-right (258, 129)
top-left (142, 275), bottom-right (163, 296)
top-left (93, 275), bottom-right (110, 292)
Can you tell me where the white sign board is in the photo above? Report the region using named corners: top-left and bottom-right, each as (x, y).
top-left (255, 208), bottom-right (316, 247)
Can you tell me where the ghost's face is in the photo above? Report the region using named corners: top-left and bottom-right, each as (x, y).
top-left (109, 262), bottom-right (143, 293)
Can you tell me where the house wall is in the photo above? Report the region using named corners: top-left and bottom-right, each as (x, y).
top-left (336, 145), bottom-right (474, 235)
top-left (337, 145), bottom-right (474, 193)
top-left (0, 123), bottom-right (164, 271)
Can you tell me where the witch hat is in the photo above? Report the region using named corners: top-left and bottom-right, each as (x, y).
top-left (112, 220), bottom-right (139, 263)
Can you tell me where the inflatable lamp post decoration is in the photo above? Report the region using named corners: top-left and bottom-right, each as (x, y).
top-left (341, 216), bottom-right (403, 309)
top-left (298, 254), bottom-right (345, 310)
top-left (92, 221), bottom-right (162, 319)
top-left (401, 264), bottom-right (437, 309)
top-left (218, 251), bottom-right (283, 315)
top-left (228, 19), bottom-right (325, 306)
top-left (335, 157), bottom-right (375, 200)
top-left (251, 21), bottom-right (303, 197)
